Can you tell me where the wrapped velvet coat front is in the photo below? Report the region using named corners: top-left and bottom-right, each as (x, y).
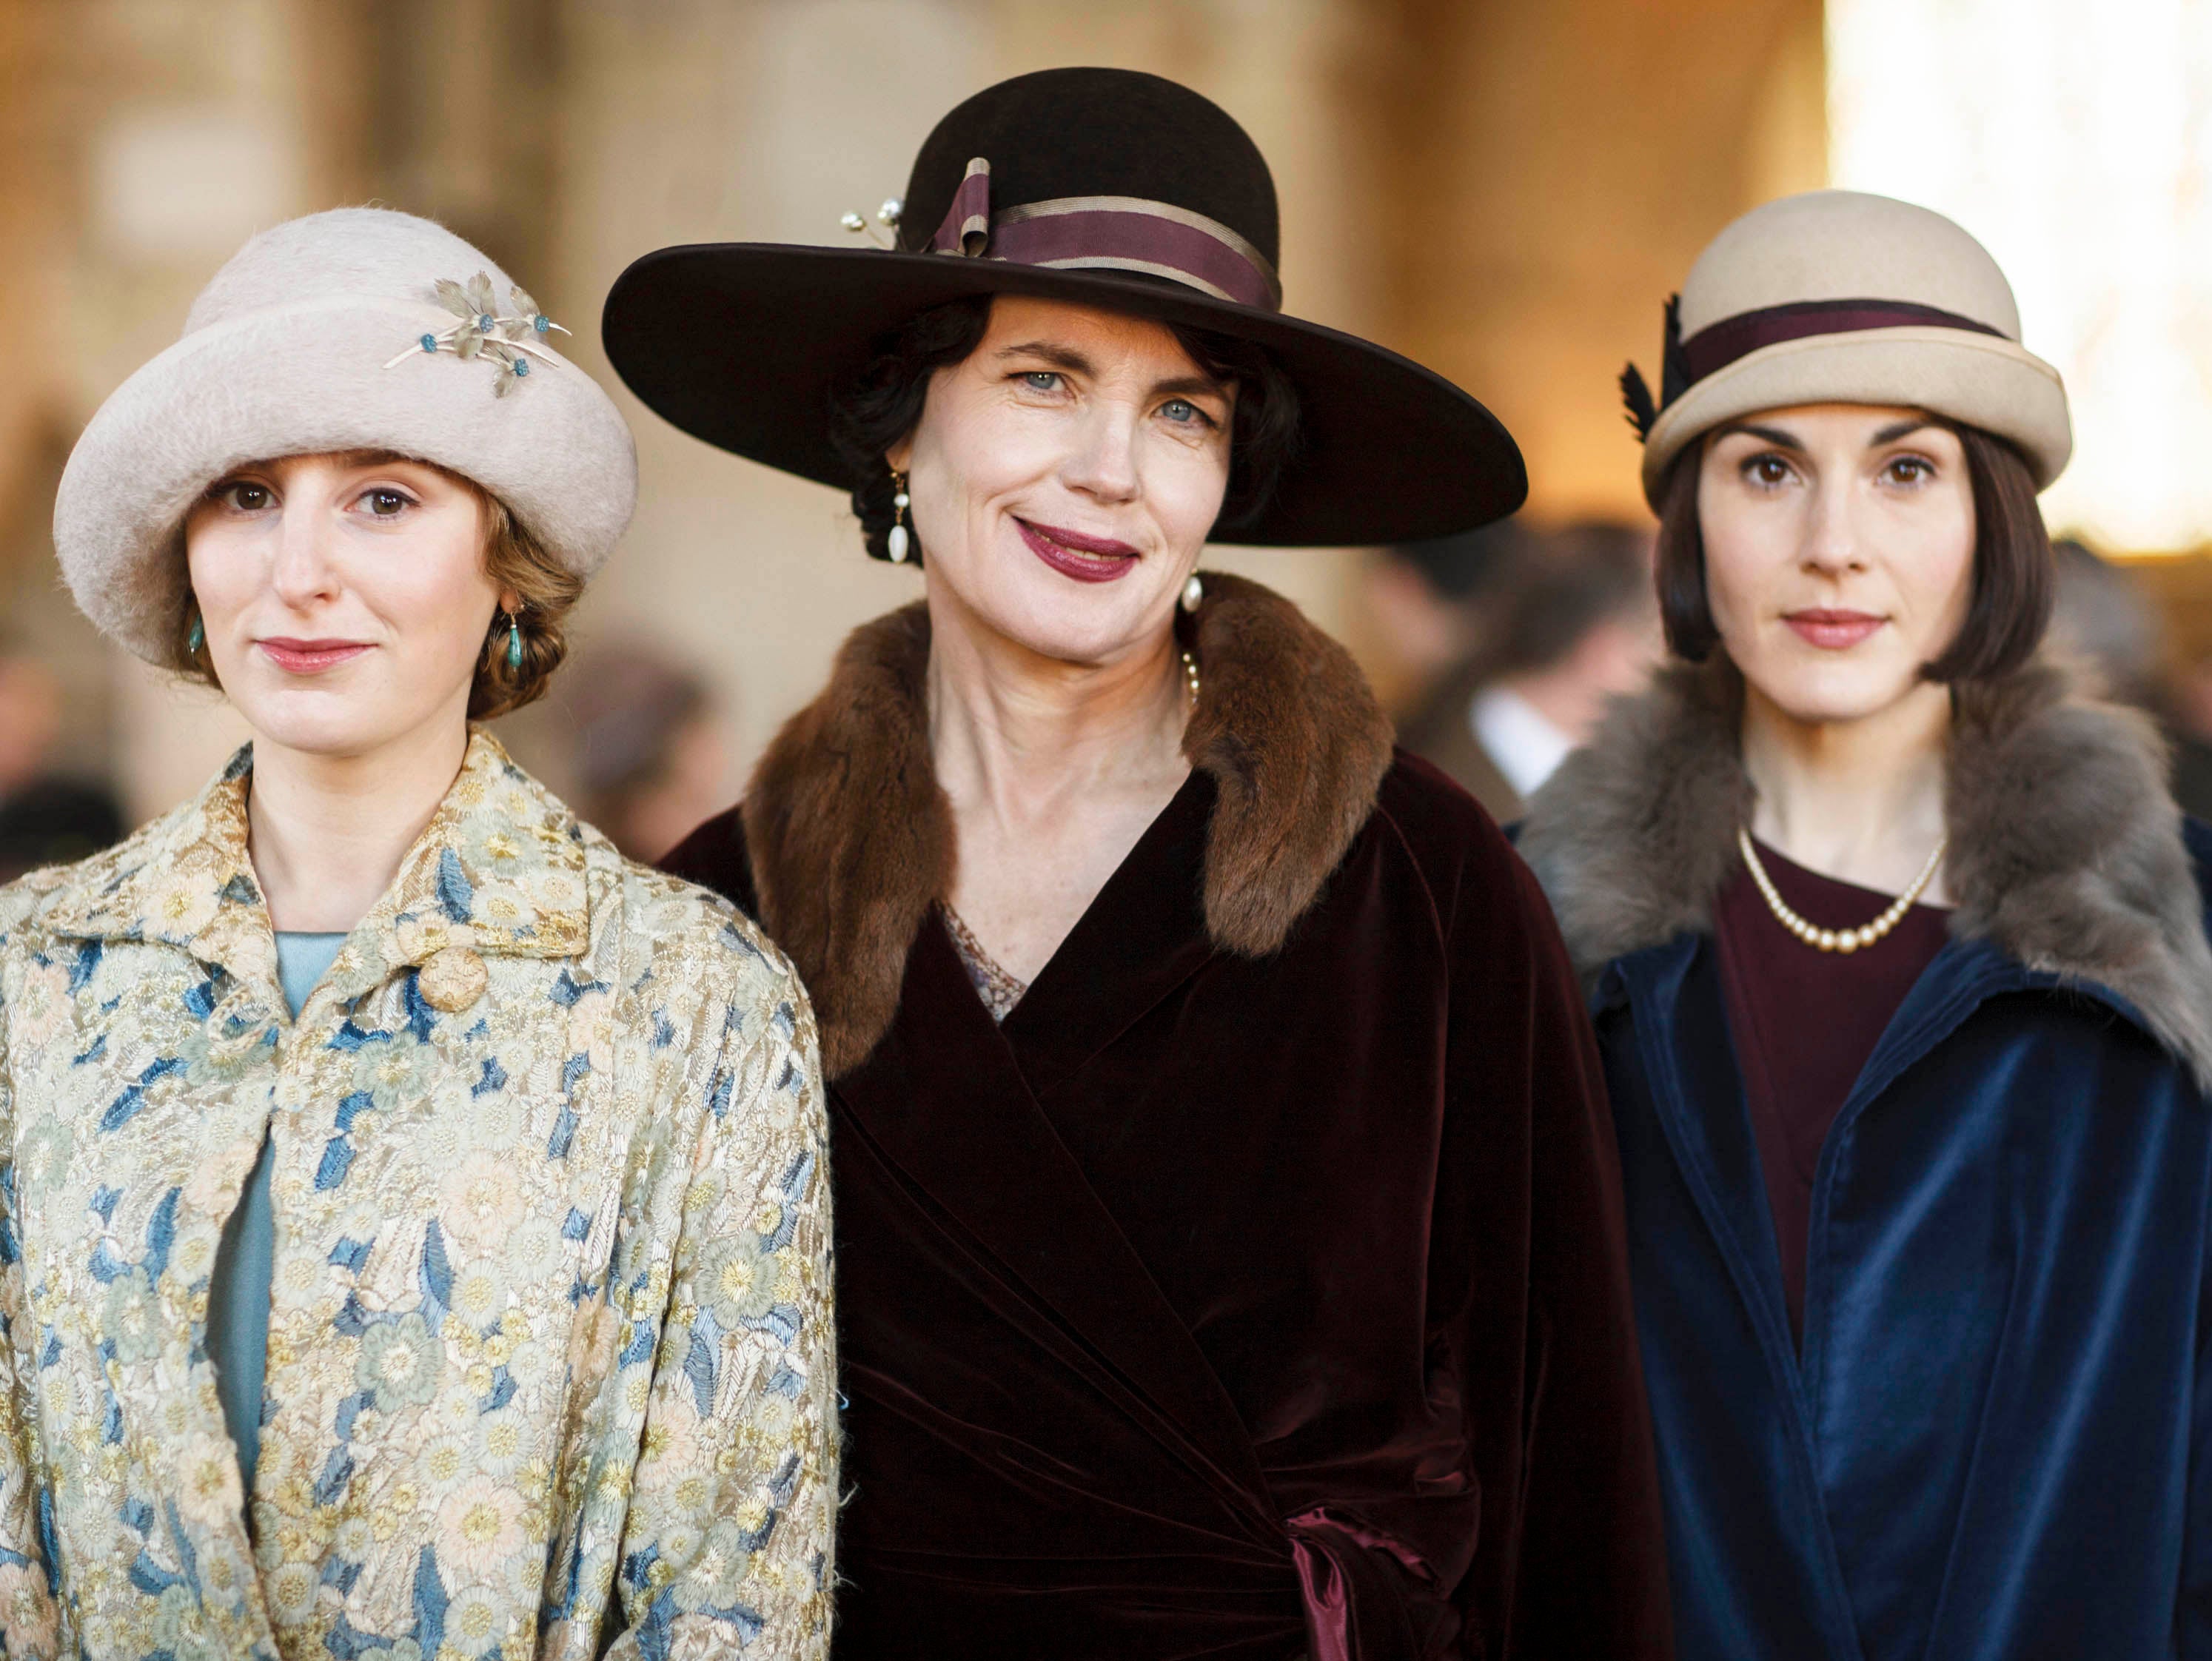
top-left (664, 576), bottom-right (1672, 1660)
top-left (1519, 658), bottom-right (2212, 1661)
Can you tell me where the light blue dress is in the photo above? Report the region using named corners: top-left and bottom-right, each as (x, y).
top-left (204, 930), bottom-right (343, 1499)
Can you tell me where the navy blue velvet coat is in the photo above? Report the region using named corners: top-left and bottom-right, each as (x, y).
top-left (1521, 658), bottom-right (2212, 1661)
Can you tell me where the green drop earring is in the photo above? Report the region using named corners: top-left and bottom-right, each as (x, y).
top-left (186, 613), bottom-right (204, 654)
top-left (504, 612), bottom-right (523, 671)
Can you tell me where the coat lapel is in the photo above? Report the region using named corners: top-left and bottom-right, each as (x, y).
top-left (1621, 937), bottom-right (1873, 1661)
top-left (1001, 769), bottom-right (1219, 1100)
top-left (836, 911), bottom-right (1279, 1537)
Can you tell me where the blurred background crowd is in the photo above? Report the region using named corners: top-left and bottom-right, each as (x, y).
top-left (3, 0), bottom-right (2211, 878)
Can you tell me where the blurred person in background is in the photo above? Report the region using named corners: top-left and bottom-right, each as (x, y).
top-left (611, 67), bottom-right (1669, 1661)
top-left (2042, 537), bottom-right (2212, 819)
top-left (1359, 516), bottom-right (1530, 719)
top-left (563, 642), bottom-right (732, 862)
top-left (1398, 519), bottom-right (1659, 821)
top-left (2045, 536), bottom-right (2162, 705)
top-left (5, 209), bottom-right (835, 1657)
top-left (0, 649), bottom-right (123, 880)
top-left (1523, 190), bottom-right (2212, 1661)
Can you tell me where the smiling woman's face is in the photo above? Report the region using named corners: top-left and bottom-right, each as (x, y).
top-left (184, 451), bottom-right (508, 759)
top-left (1698, 403), bottom-right (1977, 727)
top-left (890, 295), bottom-right (1236, 668)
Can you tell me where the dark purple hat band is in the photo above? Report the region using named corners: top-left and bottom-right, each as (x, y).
top-left (1678, 297), bottom-right (2008, 384)
top-left (928, 157), bottom-right (1284, 313)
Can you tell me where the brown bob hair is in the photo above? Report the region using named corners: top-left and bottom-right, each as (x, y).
top-left (1653, 419), bottom-right (2054, 683)
top-left (171, 455), bottom-right (583, 721)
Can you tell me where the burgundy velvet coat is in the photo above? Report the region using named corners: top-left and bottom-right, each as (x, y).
top-left (663, 576), bottom-right (1669, 1660)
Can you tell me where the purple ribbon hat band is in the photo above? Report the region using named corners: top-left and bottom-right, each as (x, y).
top-left (1678, 297), bottom-right (2008, 385)
top-left (927, 157), bottom-right (1284, 313)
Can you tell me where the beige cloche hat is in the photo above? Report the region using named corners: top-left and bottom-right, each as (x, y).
top-left (1623, 189), bottom-right (2071, 507)
top-left (55, 207), bottom-right (637, 664)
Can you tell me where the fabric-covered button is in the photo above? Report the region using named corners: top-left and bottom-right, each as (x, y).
top-left (418, 946), bottom-right (488, 1012)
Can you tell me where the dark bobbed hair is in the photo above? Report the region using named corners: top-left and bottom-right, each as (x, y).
top-left (826, 294), bottom-right (1301, 565)
top-left (1654, 419), bottom-right (2053, 683)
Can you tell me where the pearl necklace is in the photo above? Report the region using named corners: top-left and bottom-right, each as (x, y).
top-left (1737, 826), bottom-right (1947, 954)
top-left (1180, 648), bottom-right (1201, 703)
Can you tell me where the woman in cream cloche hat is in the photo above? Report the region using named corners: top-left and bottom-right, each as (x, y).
top-left (1521, 189), bottom-right (2212, 1659)
top-left (0, 207), bottom-right (837, 1657)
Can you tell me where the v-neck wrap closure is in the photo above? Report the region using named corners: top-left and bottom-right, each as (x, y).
top-left (663, 579), bottom-right (1672, 1660)
top-left (0, 731), bottom-right (838, 1660)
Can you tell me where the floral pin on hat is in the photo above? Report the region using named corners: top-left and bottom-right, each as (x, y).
top-left (386, 270), bottom-right (572, 396)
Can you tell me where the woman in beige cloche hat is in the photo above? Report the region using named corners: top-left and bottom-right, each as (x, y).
top-left (1521, 189), bottom-right (2212, 1660)
top-left (0, 207), bottom-right (836, 1657)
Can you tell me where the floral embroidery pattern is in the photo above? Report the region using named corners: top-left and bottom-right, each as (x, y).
top-left (0, 733), bottom-right (835, 1659)
top-left (940, 905), bottom-right (1027, 1023)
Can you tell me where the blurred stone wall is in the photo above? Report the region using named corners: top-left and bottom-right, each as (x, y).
top-left (21, 0), bottom-right (2184, 830)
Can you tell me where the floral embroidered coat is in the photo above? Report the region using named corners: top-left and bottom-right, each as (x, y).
top-left (0, 734), bottom-right (836, 1660)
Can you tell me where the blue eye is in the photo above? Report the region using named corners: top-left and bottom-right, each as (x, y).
top-left (1022, 372), bottom-right (1060, 391)
top-left (1162, 399), bottom-right (1197, 423)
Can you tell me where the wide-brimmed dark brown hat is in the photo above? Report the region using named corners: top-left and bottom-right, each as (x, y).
top-left (601, 67), bottom-right (1524, 547)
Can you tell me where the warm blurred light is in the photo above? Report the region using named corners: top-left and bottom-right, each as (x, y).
top-left (1829, 0), bottom-right (2212, 554)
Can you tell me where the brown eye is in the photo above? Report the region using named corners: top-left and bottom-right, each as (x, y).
top-left (1746, 455), bottom-right (1792, 486)
top-left (366, 489), bottom-right (409, 517)
top-left (1886, 457), bottom-right (1931, 485)
top-left (221, 481), bottom-right (272, 511)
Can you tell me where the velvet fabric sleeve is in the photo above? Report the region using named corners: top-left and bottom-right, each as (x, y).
top-left (1508, 853), bottom-right (1672, 1650)
top-left (1418, 786), bottom-right (1672, 1654)
top-left (1381, 762), bottom-right (1671, 1652)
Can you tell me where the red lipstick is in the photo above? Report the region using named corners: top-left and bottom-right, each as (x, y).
top-left (1783, 610), bottom-right (1885, 650)
top-left (1017, 519), bottom-right (1139, 583)
top-left (258, 637), bottom-right (372, 674)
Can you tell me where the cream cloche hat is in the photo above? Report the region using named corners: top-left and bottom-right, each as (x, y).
top-left (1624, 189), bottom-right (2071, 507)
top-left (55, 207), bottom-right (637, 664)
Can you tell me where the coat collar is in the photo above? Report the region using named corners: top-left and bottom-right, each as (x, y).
top-left (39, 729), bottom-right (589, 998)
top-left (740, 571), bottom-right (1395, 1078)
top-left (1519, 654), bottom-right (2212, 1091)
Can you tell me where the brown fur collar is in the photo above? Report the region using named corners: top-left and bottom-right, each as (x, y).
top-left (741, 572), bottom-right (1394, 1078)
top-left (1518, 655), bottom-right (2212, 1090)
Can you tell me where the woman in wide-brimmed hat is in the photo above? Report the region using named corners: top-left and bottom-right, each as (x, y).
top-left (1519, 189), bottom-right (2212, 1660)
top-left (610, 66), bottom-right (1669, 1660)
top-left (4, 207), bottom-right (837, 1657)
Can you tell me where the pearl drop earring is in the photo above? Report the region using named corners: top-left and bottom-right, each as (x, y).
top-left (888, 470), bottom-right (912, 563)
top-left (1180, 572), bottom-right (1204, 614)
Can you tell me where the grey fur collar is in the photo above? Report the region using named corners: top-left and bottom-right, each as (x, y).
top-left (1518, 655), bottom-right (2212, 1090)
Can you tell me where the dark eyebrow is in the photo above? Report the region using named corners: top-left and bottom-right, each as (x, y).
top-left (1712, 422), bottom-right (1804, 452)
top-left (1871, 418), bottom-right (1933, 446)
top-left (1151, 372), bottom-right (1230, 401)
top-left (996, 341), bottom-right (1094, 375)
top-left (996, 342), bottom-right (1228, 402)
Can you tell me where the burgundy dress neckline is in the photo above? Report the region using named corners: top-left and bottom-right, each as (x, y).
top-left (1714, 836), bottom-right (1951, 1339)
